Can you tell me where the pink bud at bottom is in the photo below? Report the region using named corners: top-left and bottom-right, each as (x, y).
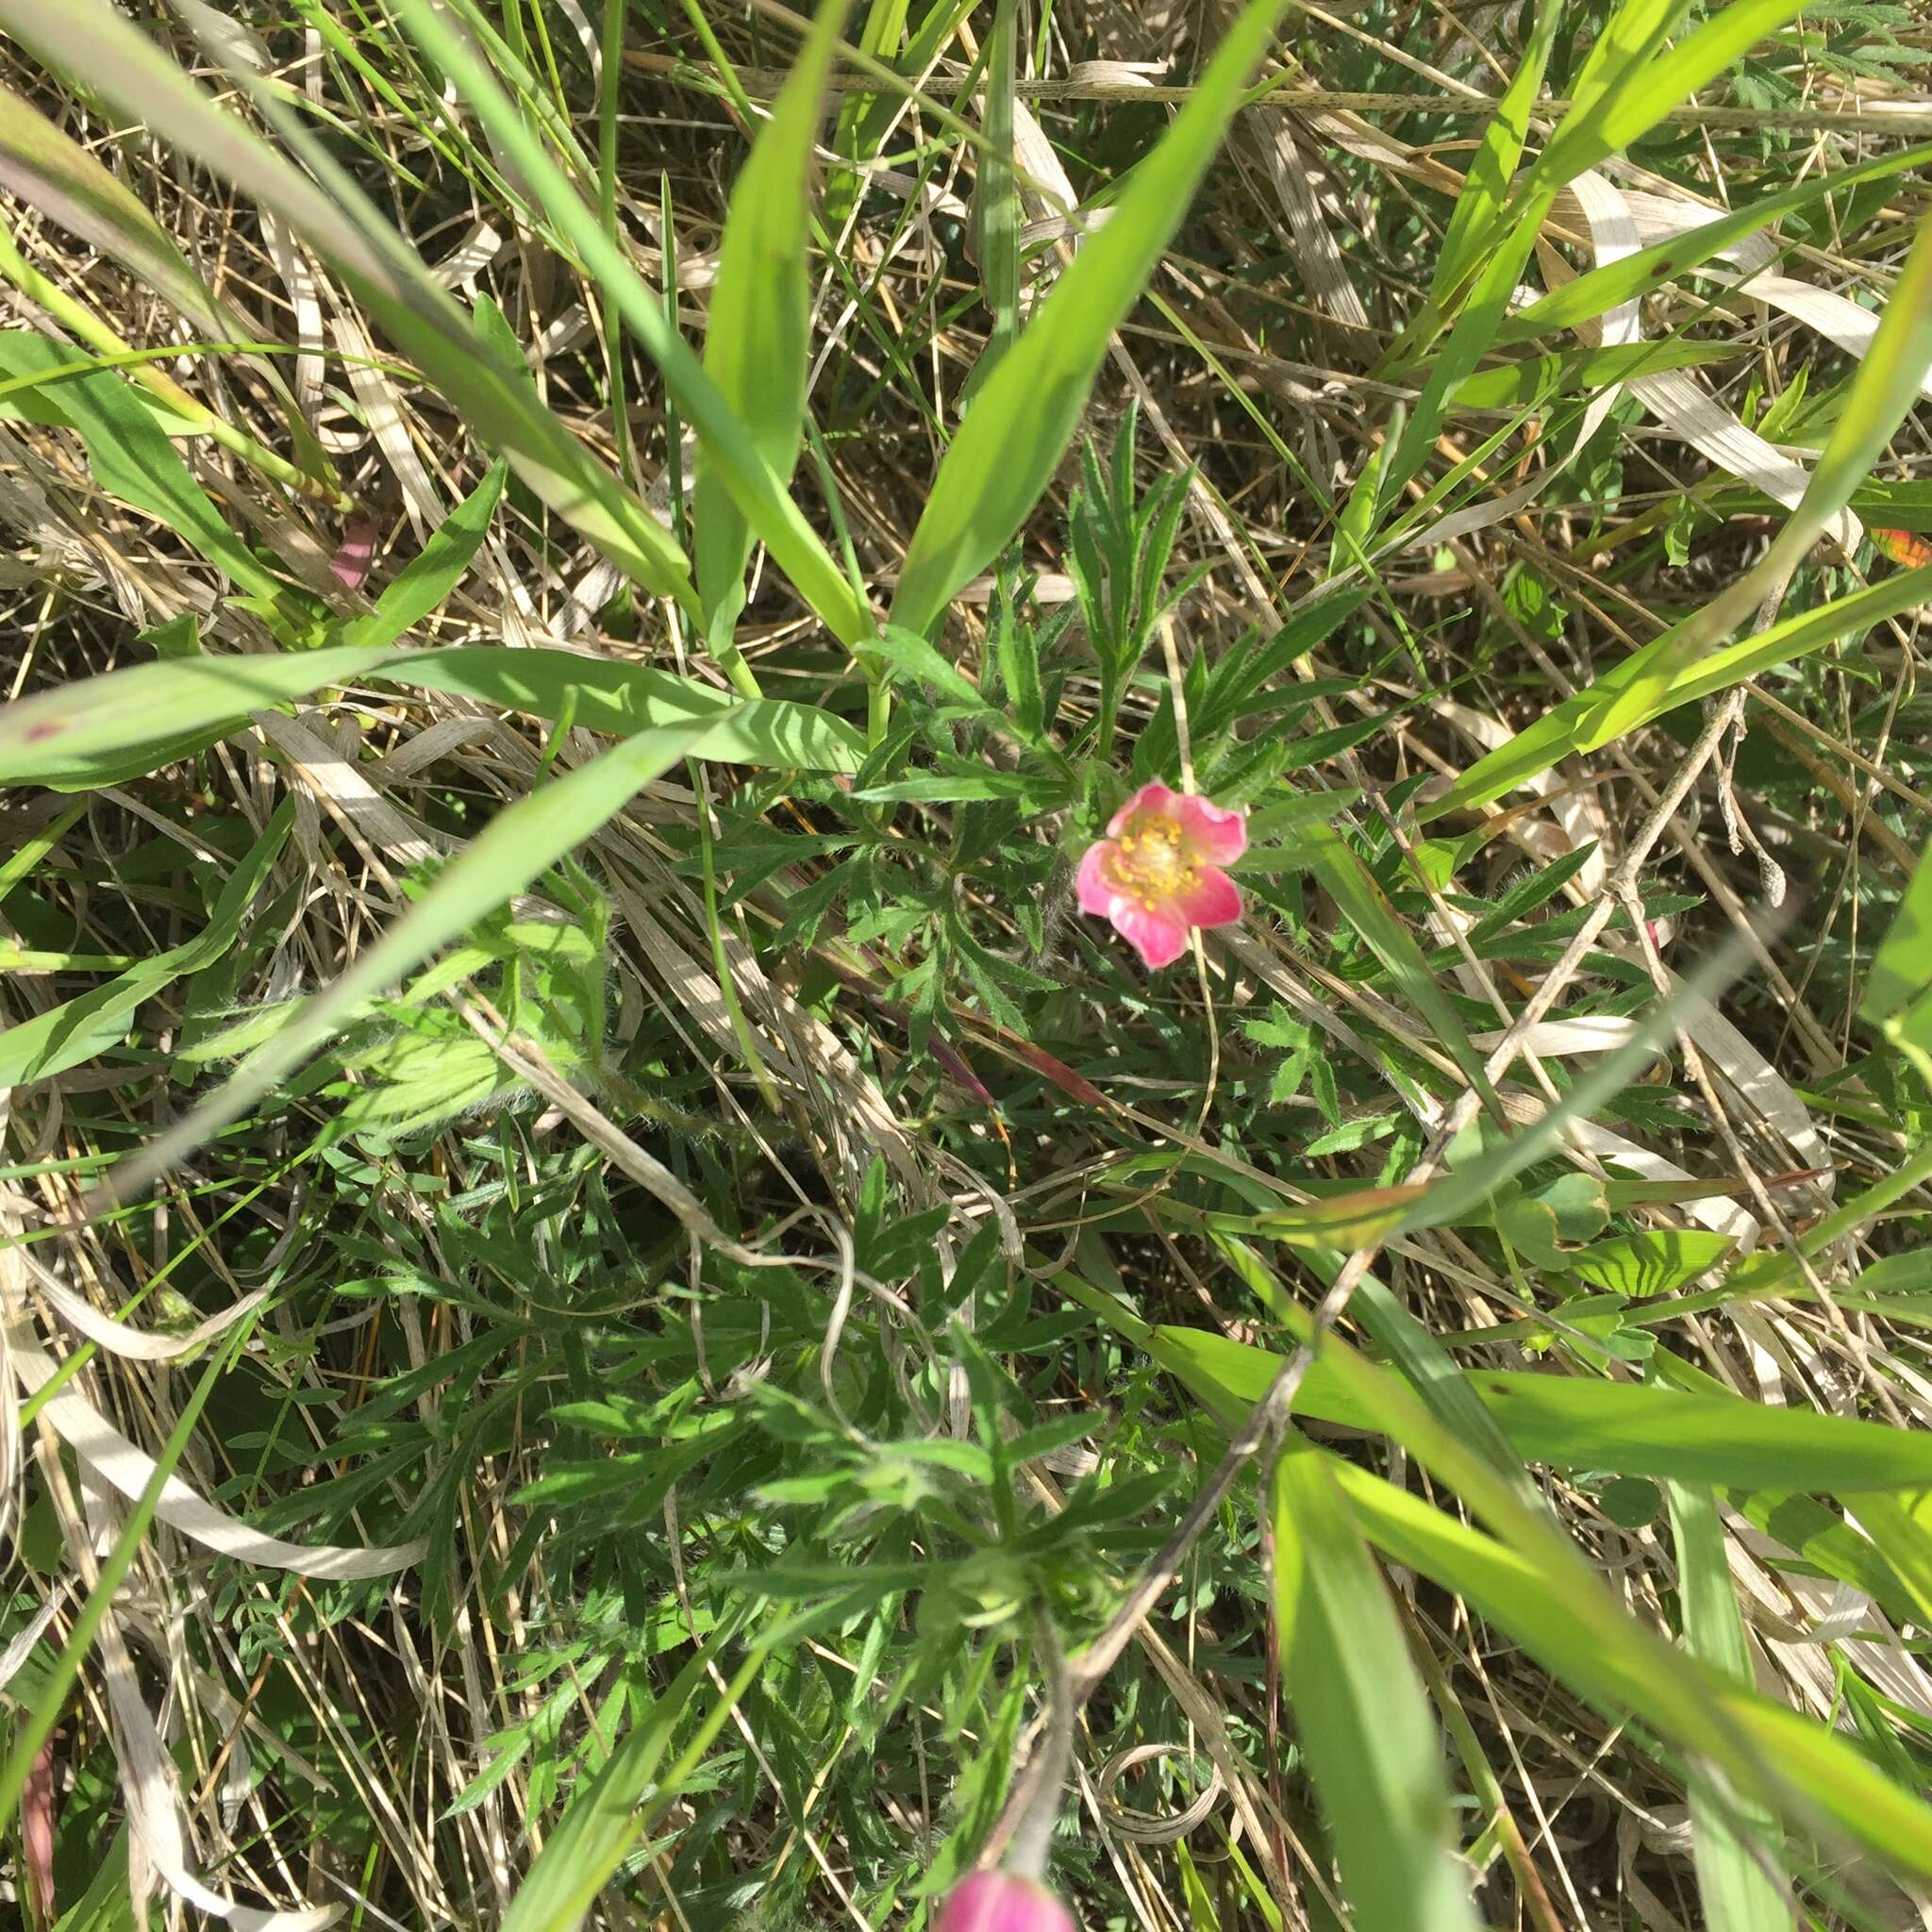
top-left (937, 1872), bottom-right (1076, 1932)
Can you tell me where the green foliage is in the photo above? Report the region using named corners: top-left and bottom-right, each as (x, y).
top-left (3, 1), bottom-right (1931, 1928)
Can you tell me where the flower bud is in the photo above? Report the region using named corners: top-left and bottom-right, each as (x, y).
top-left (937, 1872), bottom-right (1075, 1932)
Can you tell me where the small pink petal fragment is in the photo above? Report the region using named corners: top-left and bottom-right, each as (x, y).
top-left (24, 1737), bottom-right (55, 1921)
top-left (1173, 865), bottom-right (1241, 929)
top-left (328, 513), bottom-right (381, 591)
top-left (938, 1873), bottom-right (1077, 1932)
top-left (1107, 778), bottom-right (1177, 840)
top-left (1075, 781), bottom-right (1247, 969)
top-left (1074, 841), bottom-right (1115, 916)
top-left (1112, 900), bottom-right (1191, 969)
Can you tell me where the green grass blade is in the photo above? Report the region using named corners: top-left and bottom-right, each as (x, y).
top-left (1427, 0), bottom-right (1562, 302)
top-left (1843, 1489), bottom-right (1932, 1629)
top-left (0, 641), bottom-right (860, 790)
top-left (1522, 0), bottom-right (1807, 200)
top-left (0, 801), bottom-right (292, 1084)
top-left (0, 644), bottom-right (400, 788)
top-left (0, 74), bottom-right (335, 490)
top-left (1330, 1452), bottom-right (1932, 1884)
top-left (1579, 216), bottom-right (1932, 742)
top-left (388, 648), bottom-right (864, 771)
top-left (1161, 1326), bottom-right (1932, 1492)
top-left (340, 460), bottom-right (506, 650)
top-left (0, 1338), bottom-right (240, 1839)
top-left (99, 720), bottom-right (721, 1204)
top-left (1501, 144), bottom-right (1932, 345)
top-left (1167, 1288), bottom-right (1932, 1890)
top-left (501, 1624), bottom-right (754, 1932)
top-left (1380, 198), bottom-right (1553, 499)
top-left (0, 0), bottom-right (696, 604)
top-left (1384, 0), bottom-right (1807, 496)
top-left (1422, 559), bottom-right (1932, 819)
top-left (1272, 1441), bottom-right (1482, 1932)
top-left (888, 0), bottom-right (1287, 640)
top-left (1558, 0), bottom-right (1687, 125)
top-left (824, 0), bottom-right (913, 225)
top-left (1447, 340), bottom-right (1740, 410)
top-left (1303, 820), bottom-right (1492, 1097)
top-left (1861, 832), bottom-right (1932, 1086)
top-left (1666, 1480), bottom-right (1793, 1931)
top-left (695, 0), bottom-right (850, 637)
top-left (390, 0), bottom-right (874, 648)
top-left (0, 75), bottom-right (222, 334)
top-left (974, 0), bottom-right (1021, 387)
top-left (0, 331), bottom-right (283, 601)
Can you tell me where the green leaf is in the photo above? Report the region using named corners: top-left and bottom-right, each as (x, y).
top-left (1666, 1480), bottom-right (1793, 1931)
top-left (1861, 831), bottom-right (1932, 1088)
top-left (1423, 560), bottom-right (1932, 819)
top-left (1271, 1441), bottom-right (1480, 1932)
top-left (857, 624), bottom-right (993, 710)
top-left (99, 719), bottom-right (722, 1202)
top-left (1156, 1325), bottom-right (1932, 1492)
top-left (0, 331), bottom-right (282, 600)
top-left (1565, 1228), bottom-right (1733, 1297)
top-left (0, 642), bottom-right (861, 790)
top-left (694, 0), bottom-right (851, 633)
top-left (340, 459), bottom-right (507, 650)
top-left (0, 0), bottom-right (695, 604)
top-left (1500, 143), bottom-right (1932, 345)
top-left (889, 0), bottom-right (1287, 639)
top-left (0, 800), bottom-right (293, 1084)
top-left (388, 0), bottom-right (873, 648)
top-left (1329, 1450), bottom-right (1932, 1885)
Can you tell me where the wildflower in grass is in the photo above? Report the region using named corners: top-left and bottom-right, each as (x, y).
top-left (1076, 780), bottom-right (1246, 969)
top-left (329, 513), bottom-right (381, 590)
top-left (937, 1872), bottom-right (1076, 1932)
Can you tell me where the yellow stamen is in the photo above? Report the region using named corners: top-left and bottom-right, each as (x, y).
top-left (1109, 812), bottom-right (1198, 909)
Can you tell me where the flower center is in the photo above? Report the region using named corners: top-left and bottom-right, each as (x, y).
top-left (1111, 814), bottom-right (1197, 908)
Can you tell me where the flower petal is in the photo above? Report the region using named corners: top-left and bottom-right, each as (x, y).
top-left (1110, 899), bottom-right (1191, 969)
top-left (938, 1874), bottom-right (1076, 1932)
top-left (1075, 841), bottom-right (1119, 915)
top-left (1107, 779), bottom-right (1178, 838)
top-left (1174, 793), bottom-right (1246, 866)
top-left (1174, 864), bottom-right (1242, 929)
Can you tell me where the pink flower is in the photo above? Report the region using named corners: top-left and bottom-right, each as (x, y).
top-left (328, 513), bottom-right (382, 591)
top-left (1075, 781), bottom-right (1246, 969)
top-left (937, 1873), bottom-right (1076, 1932)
